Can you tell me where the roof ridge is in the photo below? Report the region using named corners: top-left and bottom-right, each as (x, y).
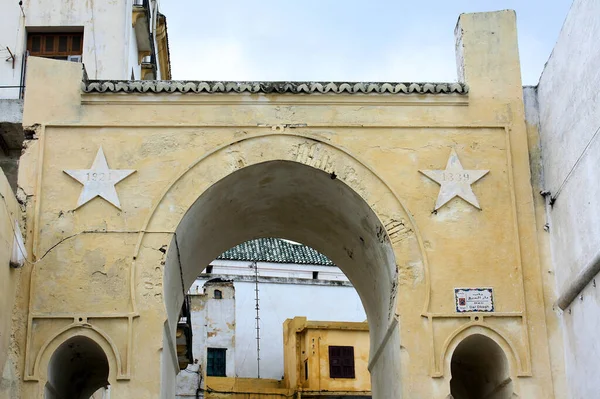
top-left (217, 238), bottom-right (335, 266)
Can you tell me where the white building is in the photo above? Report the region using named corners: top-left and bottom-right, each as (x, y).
top-left (525, 0), bottom-right (600, 397)
top-left (0, 0), bottom-right (170, 98)
top-left (0, 0), bottom-right (171, 191)
top-left (176, 238), bottom-right (366, 398)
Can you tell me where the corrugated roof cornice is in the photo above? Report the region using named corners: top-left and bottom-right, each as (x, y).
top-left (81, 80), bottom-right (468, 95)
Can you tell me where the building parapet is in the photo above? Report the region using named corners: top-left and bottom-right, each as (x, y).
top-left (81, 80), bottom-right (469, 95)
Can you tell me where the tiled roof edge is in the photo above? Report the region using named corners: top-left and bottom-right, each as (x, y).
top-left (217, 238), bottom-right (335, 266)
top-left (81, 80), bottom-right (469, 95)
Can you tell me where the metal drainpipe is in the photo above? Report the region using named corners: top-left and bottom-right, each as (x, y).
top-left (556, 249), bottom-right (600, 310)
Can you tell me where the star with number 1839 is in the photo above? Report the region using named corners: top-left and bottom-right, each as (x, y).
top-left (419, 149), bottom-right (489, 211)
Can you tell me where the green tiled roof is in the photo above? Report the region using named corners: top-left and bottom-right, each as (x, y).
top-left (217, 238), bottom-right (334, 266)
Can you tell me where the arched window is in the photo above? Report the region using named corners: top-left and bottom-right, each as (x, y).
top-left (450, 334), bottom-right (513, 399)
top-left (45, 336), bottom-right (109, 399)
top-left (214, 289), bottom-right (222, 299)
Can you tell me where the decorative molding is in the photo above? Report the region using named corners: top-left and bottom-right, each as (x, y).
top-left (81, 80), bottom-right (469, 95)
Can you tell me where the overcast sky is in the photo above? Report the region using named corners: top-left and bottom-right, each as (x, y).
top-left (161, 1), bottom-right (572, 85)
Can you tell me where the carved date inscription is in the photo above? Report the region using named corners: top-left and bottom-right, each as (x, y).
top-left (440, 172), bottom-right (471, 182)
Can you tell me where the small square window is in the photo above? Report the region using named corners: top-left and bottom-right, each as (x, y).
top-left (214, 289), bottom-right (222, 299)
top-left (329, 346), bottom-right (355, 378)
top-left (207, 348), bottom-right (226, 377)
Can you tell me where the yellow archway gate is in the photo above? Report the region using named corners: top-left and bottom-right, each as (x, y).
top-left (13, 10), bottom-right (563, 399)
top-left (135, 134), bottom-right (427, 398)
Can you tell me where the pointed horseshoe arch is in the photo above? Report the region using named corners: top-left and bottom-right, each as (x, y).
top-left (443, 326), bottom-right (521, 398)
top-left (133, 133), bottom-right (429, 398)
top-left (441, 323), bottom-right (524, 379)
top-left (34, 326), bottom-right (120, 386)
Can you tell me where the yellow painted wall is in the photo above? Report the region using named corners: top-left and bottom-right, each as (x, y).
top-left (0, 168), bottom-right (22, 396)
top-left (204, 377), bottom-right (293, 399)
top-left (284, 317), bottom-right (371, 395)
top-left (1, 10), bottom-right (566, 399)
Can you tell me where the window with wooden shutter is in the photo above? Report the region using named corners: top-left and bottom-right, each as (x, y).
top-left (27, 32), bottom-right (83, 60)
top-left (207, 348), bottom-right (227, 377)
top-left (328, 346), bottom-right (355, 378)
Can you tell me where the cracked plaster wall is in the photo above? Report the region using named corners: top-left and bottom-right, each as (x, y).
top-left (7, 11), bottom-right (567, 399)
top-left (0, 169), bottom-right (22, 397)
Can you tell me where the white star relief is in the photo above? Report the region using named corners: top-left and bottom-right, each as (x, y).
top-left (64, 147), bottom-right (136, 210)
top-left (419, 149), bottom-right (489, 211)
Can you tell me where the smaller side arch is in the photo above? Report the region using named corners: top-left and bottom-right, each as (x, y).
top-left (439, 322), bottom-right (525, 378)
top-left (447, 333), bottom-right (516, 399)
top-left (45, 335), bottom-right (110, 399)
top-left (30, 324), bottom-right (124, 382)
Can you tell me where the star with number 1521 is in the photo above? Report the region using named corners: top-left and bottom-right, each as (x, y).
top-left (64, 147), bottom-right (136, 210)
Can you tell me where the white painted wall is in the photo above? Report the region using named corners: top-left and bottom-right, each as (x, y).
top-left (176, 282), bottom-right (237, 398)
top-left (229, 280), bottom-right (365, 379)
top-left (128, 22), bottom-right (141, 80)
top-left (0, 0), bottom-right (27, 99)
top-left (535, 0), bottom-right (600, 397)
top-left (184, 261), bottom-right (366, 381)
top-left (205, 260), bottom-right (349, 281)
top-left (204, 283), bottom-right (236, 377)
top-left (0, 0), bottom-right (164, 99)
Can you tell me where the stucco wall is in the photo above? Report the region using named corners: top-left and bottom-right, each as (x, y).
top-left (128, 23), bottom-right (141, 80)
top-left (283, 318), bottom-right (370, 393)
top-left (536, 0), bottom-right (600, 398)
top-left (204, 284), bottom-right (236, 378)
top-left (205, 260), bottom-right (350, 281)
top-left (0, 1), bottom-right (25, 99)
top-left (0, 168), bottom-right (22, 396)
top-left (0, 0), bottom-right (142, 99)
top-left (189, 277), bottom-right (366, 381)
top-left (305, 326), bottom-right (370, 393)
top-left (13, 11), bottom-right (564, 397)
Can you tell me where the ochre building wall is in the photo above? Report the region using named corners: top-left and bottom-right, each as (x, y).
top-left (0, 169), bottom-right (23, 397)
top-left (283, 317), bottom-right (371, 395)
top-left (3, 10), bottom-right (566, 399)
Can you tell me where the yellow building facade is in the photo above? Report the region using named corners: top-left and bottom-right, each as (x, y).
top-left (284, 317), bottom-right (371, 397)
top-left (0, 10), bottom-right (567, 399)
top-left (198, 317), bottom-right (371, 399)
